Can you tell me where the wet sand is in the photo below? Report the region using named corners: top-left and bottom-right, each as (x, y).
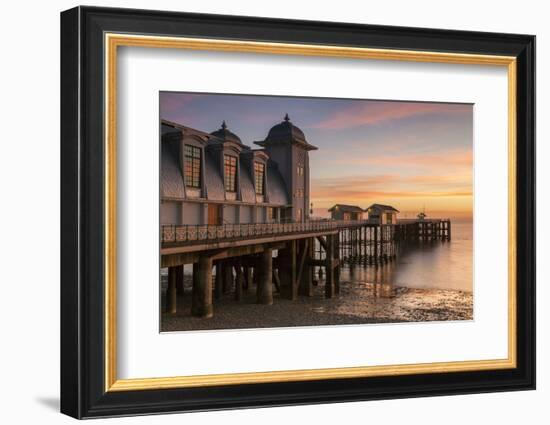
top-left (160, 279), bottom-right (473, 332)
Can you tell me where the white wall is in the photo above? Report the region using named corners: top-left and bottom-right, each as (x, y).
top-left (0, 1), bottom-right (546, 424)
top-left (160, 201), bottom-right (180, 224)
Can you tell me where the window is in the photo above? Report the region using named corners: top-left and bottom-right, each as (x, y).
top-left (297, 164), bottom-right (304, 176)
top-left (254, 162), bottom-right (265, 195)
top-left (184, 145), bottom-right (201, 188)
top-left (297, 208), bottom-right (303, 222)
top-left (267, 207), bottom-right (274, 220)
top-left (224, 155), bottom-right (237, 192)
top-left (294, 189), bottom-right (304, 198)
top-left (386, 212), bottom-right (393, 223)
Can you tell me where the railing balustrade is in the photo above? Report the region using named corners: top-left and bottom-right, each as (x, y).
top-left (161, 219), bottom-right (375, 244)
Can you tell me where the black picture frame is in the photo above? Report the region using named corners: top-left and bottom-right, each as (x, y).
top-left (60, 5), bottom-right (535, 419)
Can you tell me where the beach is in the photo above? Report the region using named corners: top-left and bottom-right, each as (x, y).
top-left (160, 276), bottom-right (472, 332)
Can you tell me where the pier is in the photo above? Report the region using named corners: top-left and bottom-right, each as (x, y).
top-left (161, 218), bottom-right (451, 318)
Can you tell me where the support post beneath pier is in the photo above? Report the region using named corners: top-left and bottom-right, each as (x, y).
top-left (166, 266), bottom-right (177, 313)
top-left (325, 235), bottom-right (336, 298)
top-left (235, 264), bottom-right (244, 301)
top-left (191, 255), bottom-right (213, 318)
top-left (335, 235), bottom-right (341, 295)
top-left (374, 226), bottom-right (379, 264)
top-left (279, 240), bottom-right (297, 300)
top-left (243, 266), bottom-right (251, 290)
top-left (175, 265), bottom-right (184, 297)
top-left (214, 262), bottom-right (222, 300)
top-left (299, 238), bottom-right (313, 296)
top-left (222, 261), bottom-right (233, 294)
top-left (257, 248), bottom-right (273, 305)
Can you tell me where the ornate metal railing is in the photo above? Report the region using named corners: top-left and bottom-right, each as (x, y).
top-left (161, 219), bottom-right (373, 244)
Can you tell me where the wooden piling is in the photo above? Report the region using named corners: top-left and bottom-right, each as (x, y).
top-left (191, 255), bottom-right (213, 318)
top-left (214, 262), bottom-right (222, 300)
top-left (222, 261), bottom-right (233, 294)
top-left (279, 240), bottom-right (297, 300)
top-left (235, 264), bottom-right (244, 301)
top-left (257, 248), bottom-right (273, 305)
top-left (335, 234), bottom-right (341, 295)
top-left (373, 226), bottom-right (379, 264)
top-left (175, 265), bottom-right (184, 297)
top-left (298, 238), bottom-right (314, 296)
top-left (165, 266), bottom-right (177, 313)
top-left (243, 266), bottom-right (251, 290)
top-left (325, 234), bottom-right (336, 298)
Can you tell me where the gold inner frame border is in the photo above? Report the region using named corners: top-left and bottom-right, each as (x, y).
top-left (104, 33), bottom-right (517, 392)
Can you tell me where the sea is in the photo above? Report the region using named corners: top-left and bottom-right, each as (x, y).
top-left (339, 221), bottom-right (473, 292)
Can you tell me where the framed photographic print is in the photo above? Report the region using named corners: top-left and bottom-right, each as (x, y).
top-left (60, 6), bottom-right (535, 419)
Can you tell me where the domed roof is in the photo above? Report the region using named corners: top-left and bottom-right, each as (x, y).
top-left (256, 114), bottom-right (317, 150)
top-left (210, 121), bottom-right (243, 145)
top-left (267, 113), bottom-right (306, 142)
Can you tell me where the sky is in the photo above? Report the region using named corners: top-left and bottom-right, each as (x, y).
top-left (160, 92), bottom-right (473, 220)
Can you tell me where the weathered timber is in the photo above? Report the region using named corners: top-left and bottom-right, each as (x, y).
top-left (165, 266), bottom-right (177, 313)
top-left (191, 255), bottom-right (214, 318)
top-left (296, 238), bottom-right (309, 284)
top-left (214, 262), bottom-right (222, 300)
top-left (325, 235), bottom-right (336, 298)
top-left (162, 230), bottom-right (337, 256)
top-left (335, 234), bottom-right (341, 295)
top-left (175, 265), bottom-right (184, 296)
top-left (161, 242), bottom-right (286, 268)
top-left (257, 248), bottom-right (273, 305)
top-left (222, 261), bottom-right (233, 294)
top-left (243, 266), bottom-right (251, 290)
top-left (235, 265), bottom-right (244, 301)
top-left (272, 269), bottom-right (281, 293)
top-left (299, 237), bottom-right (314, 296)
top-left (279, 240), bottom-right (298, 300)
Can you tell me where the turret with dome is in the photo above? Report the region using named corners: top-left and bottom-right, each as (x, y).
top-left (255, 114), bottom-right (317, 151)
top-left (255, 114), bottom-right (317, 222)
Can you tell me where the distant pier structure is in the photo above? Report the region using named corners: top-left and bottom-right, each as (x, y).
top-left (335, 217), bottom-right (451, 266)
top-left (159, 116), bottom-right (451, 319)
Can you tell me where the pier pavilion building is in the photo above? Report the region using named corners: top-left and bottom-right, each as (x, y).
top-left (161, 114), bottom-right (317, 227)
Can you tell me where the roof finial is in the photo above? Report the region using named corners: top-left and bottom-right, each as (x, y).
top-left (284, 113), bottom-right (290, 122)
top-left (221, 120), bottom-right (227, 130)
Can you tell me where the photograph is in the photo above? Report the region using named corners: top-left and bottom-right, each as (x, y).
top-left (159, 92), bottom-right (474, 332)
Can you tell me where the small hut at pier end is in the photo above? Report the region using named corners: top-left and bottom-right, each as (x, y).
top-left (328, 204), bottom-right (365, 221)
top-left (366, 204), bottom-right (399, 225)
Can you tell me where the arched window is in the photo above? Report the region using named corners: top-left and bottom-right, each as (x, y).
top-left (184, 145), bottom-right (201, 188)
top-left (254, 162), bottom-right (265, 195)
top-left (224, 155), bottom-right (237, 192)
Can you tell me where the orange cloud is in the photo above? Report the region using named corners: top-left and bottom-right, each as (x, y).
top-left (313, 102), bottom-right (472, 129)
top-left (310, 171), bottom-right (473, 218)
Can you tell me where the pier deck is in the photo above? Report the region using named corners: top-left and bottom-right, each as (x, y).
top-left (160, 218), bottom-right (451, 319)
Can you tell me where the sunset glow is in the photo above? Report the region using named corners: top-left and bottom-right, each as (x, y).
top-left (160, 92), bottom-right (473, 220)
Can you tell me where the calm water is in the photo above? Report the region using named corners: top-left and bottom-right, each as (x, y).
top-left (339, 221), bottom-right (473, 292)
